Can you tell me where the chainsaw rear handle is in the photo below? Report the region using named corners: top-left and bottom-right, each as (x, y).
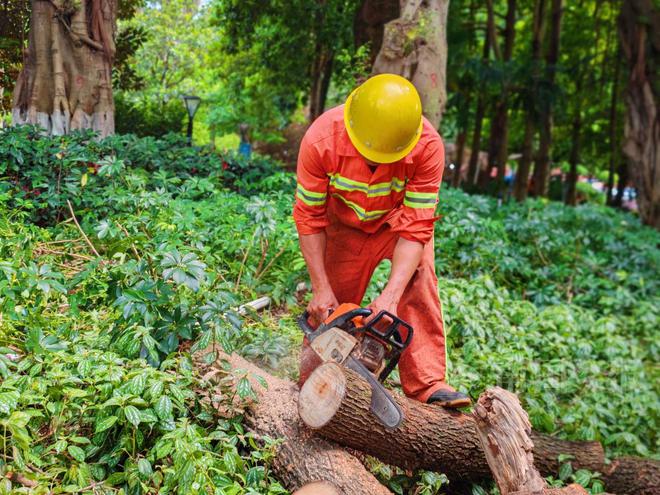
top-left (363, 310), bottom-right (414, 351)
top-left (298, 307), bottom-right (373, 341)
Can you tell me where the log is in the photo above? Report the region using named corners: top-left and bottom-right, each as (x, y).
top-left (193, 345), bottom-right (391, 495)
top-left (298, 362), bottom-right (659, 494)
top-left (472, 387), bottom-right (602, 495)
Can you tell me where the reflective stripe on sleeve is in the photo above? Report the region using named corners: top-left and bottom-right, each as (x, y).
top-left (403, 190), bottom-right (438, 208)
top-left (296, 183), bottom-right (327, 207)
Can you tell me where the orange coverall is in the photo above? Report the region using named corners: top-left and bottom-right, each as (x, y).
top-left (293, 105), bottom-right (447, 403)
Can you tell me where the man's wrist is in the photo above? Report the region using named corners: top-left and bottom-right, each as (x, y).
top-left (381, 285), bottom-right (403, 303)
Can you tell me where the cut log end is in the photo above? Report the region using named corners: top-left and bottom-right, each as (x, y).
top-left (292, 481), bottom-right (341, 495)
top-left (298, 362), bottom-right (347, 429)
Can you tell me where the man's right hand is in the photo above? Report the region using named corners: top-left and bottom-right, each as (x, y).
top-left (307, 288), bottom-right (339, 327)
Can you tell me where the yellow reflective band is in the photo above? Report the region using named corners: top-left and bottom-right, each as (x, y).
top-left (297, 183), bottom-right (327, 199)
top-left (403, 190), bottom-right (437, 209)
top-left (328, 173), bottom-right (405, 198)
top-left (405, 190), bottom-right (438, 200)
top-left (332, 193), bottom-right (390, 221)
top-left (297, 184), bottom-right (326, 207)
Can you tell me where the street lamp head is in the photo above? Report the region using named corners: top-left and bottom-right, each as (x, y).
top-left (182, 95), bottom-right (201, 119)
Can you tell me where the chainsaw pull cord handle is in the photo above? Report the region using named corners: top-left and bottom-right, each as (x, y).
top-left (298, 308), bottom-right (373, 342)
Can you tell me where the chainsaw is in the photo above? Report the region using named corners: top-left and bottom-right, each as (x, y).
top-left (297, 303), bottom-right (413, 428)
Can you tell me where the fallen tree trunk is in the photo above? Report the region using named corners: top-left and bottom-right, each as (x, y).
top-left (193, 346), bottom-right (391, 495)
top-left (473, 387), bottom-right (605, 495)
top-left (298, 362), bottom-right (659, 494)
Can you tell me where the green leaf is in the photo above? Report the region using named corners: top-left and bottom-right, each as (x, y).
top-left (155, 395), bottom-right (173, 419)
top-left (124, 405), bottom-right (141, 427)
top-left (53, 439), bottom-right (68, 453)
top-left (245, 466), bottom-right (265, 486)
top-left (95, 416), bottom-right (118, 433)
top-left (236, 377), bottom-right (252, 398)
top-left (67, 445), bottom-right (86, 463)
top-left (137, 458), bottom-right (153, 479)
top-left (559, 462), bottom-right (573, 481)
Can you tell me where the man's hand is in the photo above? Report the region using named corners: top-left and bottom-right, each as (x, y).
top-left (366, 289), bottom-right (399, 324)
top-left (307, 287), bottom-right (339, 327)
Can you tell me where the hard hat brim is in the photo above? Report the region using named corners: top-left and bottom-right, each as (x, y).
top-left (343, 88), bottom-right (423, 164)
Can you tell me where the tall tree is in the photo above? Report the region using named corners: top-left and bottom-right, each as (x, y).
top-left (605, 54), bottom-right (622, 206)
top-left (486, 0), bottom-right (516, 196)
top-left (618, 0), bottom-right (659, 228)
top-left (513, 0), bottom-right (546, 202)
top-left (464, 7), bottom-right (492, 190)
top-left (371, 0), bottom-right (450, 128)
top-left (532, 0), bottom-right (563, 197)
top-left (11, 0), bottom-right (117, 137)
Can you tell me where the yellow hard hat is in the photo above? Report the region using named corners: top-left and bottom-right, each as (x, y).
top-left (344, 74), bottom-right (423, 164)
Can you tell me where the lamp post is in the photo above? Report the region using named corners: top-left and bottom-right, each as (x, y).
top-left (182, 95), bottom-right (201, 146)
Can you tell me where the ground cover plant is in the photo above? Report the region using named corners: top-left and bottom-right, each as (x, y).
top-left (0, 127), bottom-right (658, 493)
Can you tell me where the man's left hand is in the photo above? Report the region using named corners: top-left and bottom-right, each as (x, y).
top-left (366, 290), bottom-right (400, 324)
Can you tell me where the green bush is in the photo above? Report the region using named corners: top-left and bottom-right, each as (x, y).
top-left (114, 92), bottom-right (186, 138)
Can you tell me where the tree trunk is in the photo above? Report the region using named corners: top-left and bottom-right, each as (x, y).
top-left (464, 21), bottom-right (491, 191)
top-left (193, 347), bottom-right (391, 495)
top-left (298, 362), bottom-right (660, 494)
top-left (372, 0), bottom-right (449, 128)
top-left (12, 0), bottom-right (116, 137)
top-left (513, 0), bottom-right (545, 201)
top-left (613, 159), bottom-right (629, 208)
top-left (473, 387), bottom-right (598, 495)
top-left (484, 0), bottom-right (516, 193)
top-left (353, 0), bottom-right (400, 65)
top-left (490, 0), bottom-right (516, 197)
top-left (466, 95), bottom-right (486, 190)
top-left (309, 47), bottom-right (334, 122)
top-left (452, 129), bottom-right (467, 188)
top-left (606, 54), bottom-right (622, 206)
top-left (617, 0), bottom-right (660, 229)
top-left (514, 118), bottom-right (535, 201)
top-left (532, 0), bottom-right (563, 197)
top-left (565, 100), bottom-right (582, 206)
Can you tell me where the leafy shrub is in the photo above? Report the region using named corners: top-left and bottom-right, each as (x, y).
top-left (114, 91), bottom-right (187, 138)
top-left (0, 127), bottom-right (658, 494)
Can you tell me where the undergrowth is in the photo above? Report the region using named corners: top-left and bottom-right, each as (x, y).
top-left (0, 127), bottom-right (657, 494)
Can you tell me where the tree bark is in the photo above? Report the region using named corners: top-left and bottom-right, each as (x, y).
top-left (617, 0), bottom-right (660, 228)
top-left (606, 54), bottom-right (622, 206)
top-left (532, 0), bottom-right (563, 197)
top-left (452, 129), bottom-right (467, 188)
top-left (193, 347), bottom-right (391, 495)
top-left (372, 0), bottom-right (449, 128)
top-left (565, 95), bottom-right (582, 206)
top-left (514, 118), bottom-right (535, 201)
top-left (12, 0), bottom-right (116, 137)
top-left (473, 387), bottom-right (597, 495)
top-left (309, 47), bottom-right (334, 122)
top-left (465, 21), bottom-right (491, 191)
top-left (298, 362), bottom-right (660, 494)
top-left (513, 0), bottom-right (545, 201)
top-left (487, 0), bottom-right (516, 197)
top-left (613, 159), bottom-right (629, 208)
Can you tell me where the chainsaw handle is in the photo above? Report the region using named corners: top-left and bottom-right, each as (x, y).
top-left (298, 307), bottom-right (373, 341)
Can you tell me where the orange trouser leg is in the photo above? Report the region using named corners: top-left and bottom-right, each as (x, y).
top-left (319, 223), bottom-right (448, 403)
top-left (392, 237), bottom-right (447, 402)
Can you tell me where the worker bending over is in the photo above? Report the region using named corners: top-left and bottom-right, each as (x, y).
top-left (294, 74), bottom-right (470, 407)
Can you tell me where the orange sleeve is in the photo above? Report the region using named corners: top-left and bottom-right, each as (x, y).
top-left (388, 137), bottom-right (444, 244)
top-left (293, 135), bottom-right (330, 235)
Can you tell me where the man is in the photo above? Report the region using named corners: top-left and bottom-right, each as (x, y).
top-left (293, 74), bottom-right (470, 407)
